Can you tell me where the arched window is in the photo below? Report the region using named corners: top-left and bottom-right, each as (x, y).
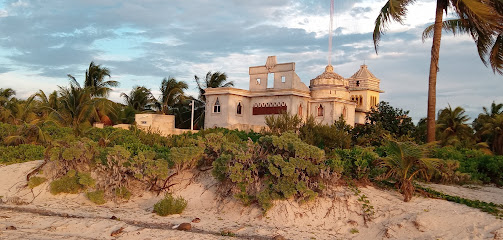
top-left (317, 104), bottom-right (324, 117)
top-left (298, 104), bottom-right (303, 117)
top-left (356, 80), bottom-right (360, 87)
top-left (213, 98), bottom-right (221, 113)
top-left (236, 102), bottom-right (242, 115)
top-left (343, 106), bottom-right (347, 119)
top-left (359, 95), bottom-right (363, 106)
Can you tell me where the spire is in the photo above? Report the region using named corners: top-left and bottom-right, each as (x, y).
top-left (328, 0), bottom-right (334, 66)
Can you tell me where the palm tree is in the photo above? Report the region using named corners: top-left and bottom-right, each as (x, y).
top-left (0, 88), bottom-right (15, 106)
top-left (481, 113), bottom-right (503, 154)
top-left (381, 141), bottom-right (439, 202)
top-left (194, 71), bottom-right (233, 102)
top-left (52, 84), bottom-right (97, 136)
top-left (32, 90), bottom-right (59, 120)
top-left (68, 61), bottom-right (119, 98)
top-left (474, 102), bottom-right (503, 154)
top-left (373, 0), bottom-right (503, 143)
top-left (0, 88), bottom-right (16, 123)
top-left (121, 86), bottom-right (156, 112)
top-left (436, 105), bottom-right (473, 146)
top-left (159, 77), bottom-right (188, 115)
top-left (68, 62), bottom-right (119, 125)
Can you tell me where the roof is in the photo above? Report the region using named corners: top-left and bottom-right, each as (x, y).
top-left (313, 65), bottom-right (344, 81)
top-left (349, 65), bottom-right (378, 81)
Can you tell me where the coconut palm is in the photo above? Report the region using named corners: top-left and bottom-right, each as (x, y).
top-left (159, 77), bottom-right (188, 115)
top-left (373, 0), bottom-right (503, 143)
top-left (481, 113), bottom-right (503, 154)
top-left (121, 86), bottom-right (156, 112)
top-left (381, 141), bottom-right (439, 202)
top-left (473, 102), bottom-right (503, 134)
top-left (194, 71), bottom-right (233, 102)
top-left (0, 88), bottom-right (16, 123)
top-left (32, 90), bottom-right (59, 120)
top-left (68, 61), bottom-right (119, 98)
top-left (436, 105), bottom-right (473, 146)
top-left (474, 102), bottom-right (503, 154)
top-left (51, 84), bottom-right (97, 136)
top-left (0, 88), bottom-right (15, 106)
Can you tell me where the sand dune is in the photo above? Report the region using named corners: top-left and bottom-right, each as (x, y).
top-left (1, 161), bottom-right (502, 239)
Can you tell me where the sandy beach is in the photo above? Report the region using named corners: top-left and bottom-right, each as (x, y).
top-left (1, 160), bottom-right (502, 240)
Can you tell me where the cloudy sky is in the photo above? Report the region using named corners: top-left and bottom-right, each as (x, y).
top-left (0, 0), bottom-right (501, 122)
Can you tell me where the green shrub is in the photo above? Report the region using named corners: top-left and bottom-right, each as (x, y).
top-left (332, 147), bottom-right (379, 180)
top-left (430, 147), bottom-right (503, 185)
top-left (49, 170), bottom-right (95, 194)
top-left (28, 176), bottom-right (47, 189)
top-left (0, 144), bottom-right (45, 164)
top-left (300, 116), bottom-right (352, 150)
top-left (115, 186), bottom-right (132, 200)
top-left (41, 124), bottom-right (73, 141)
top-left (50, 170), bottom-right (82, 194)
top-left (86, 190), bottom-right (106, 205)
top-left (153, 194), bottom-right (188, 216)
top-left (77, 172), bottom-right (95, 188)
top-left (212, 132), bottom-right (332, 212)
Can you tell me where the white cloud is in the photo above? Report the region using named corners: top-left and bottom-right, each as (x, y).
top-left (0, 9), bottom-right (7, 17)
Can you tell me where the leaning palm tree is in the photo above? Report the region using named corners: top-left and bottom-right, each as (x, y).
top-left (436, 105), bottom-right (473, 146)
top-left (121, 86), bottom-right (156, 112)
top-left (159, 77), bottom-right (188, 115)
top-left (194, 71), bottom-right (233, 102)
top-left (381, 141), bottom-right (439, 202)
top-left (374, 0), bottom-right (503, 143)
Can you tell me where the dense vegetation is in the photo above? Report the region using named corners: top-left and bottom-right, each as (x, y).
top-left (1, 62), bottom-right (503, 214)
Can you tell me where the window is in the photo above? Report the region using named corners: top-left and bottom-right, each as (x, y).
top-left (343, 106), bottom-right (347, 119)
top-left (281, 76), bottom-right (286, 83)
top-left (267, 73), bottom-right (274, 88)
top-left (317, 104), bottom-right (324, 117)
top-left (356, 80), bottom-right (360, 87)
top-left (141, 121), bottom-right (147, 125)
top-left (359, 95), bottom-right (363, 106)
top-left (213, 98), bottom-right (221, 113)
top-left (237, 102), bottom-right (242, 115)
top-left (256, 78), bottom-right (261, 85)
top-left (298, 104), bottom-right (303, 117)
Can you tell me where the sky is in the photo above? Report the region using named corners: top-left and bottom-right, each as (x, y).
top-left (0, 0), bottom-right (501, 123)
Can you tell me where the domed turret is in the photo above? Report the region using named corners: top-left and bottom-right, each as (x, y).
top-left (310, 65), bottom-right (349, 99)
top-left (310, 65), bottom-right (347, 87)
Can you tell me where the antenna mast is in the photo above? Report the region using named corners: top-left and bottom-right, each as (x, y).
top-left (328, 0), bottom-right (334, 66)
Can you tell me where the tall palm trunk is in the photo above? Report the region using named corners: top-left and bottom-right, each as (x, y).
top-left (427, 1), bottom-right (445, 143)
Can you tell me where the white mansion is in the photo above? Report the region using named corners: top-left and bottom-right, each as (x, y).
top-left (204, 56), bottom-right (383, 131)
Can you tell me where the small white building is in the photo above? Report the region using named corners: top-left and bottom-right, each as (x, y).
top-left (204, 56), bottom-right (383, 131)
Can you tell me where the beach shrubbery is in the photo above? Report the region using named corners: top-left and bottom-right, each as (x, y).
top-left (211, 132), bottom-right (339, 212)
top-left (153, 194), bottom-right (188, 216)
top-left (0, 144), bottom-right (45, 164)
top-left (86, 190), bottom-right (106, 205)
top-left (50, 170), bottom-right (95, 194)
top-left (27, 176), bottom-right (47, 189)
top-left (430, 147), bottom-right (503, 185)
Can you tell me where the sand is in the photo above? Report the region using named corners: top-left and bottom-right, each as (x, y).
top-left (1, 160), bottom-right (502, 239)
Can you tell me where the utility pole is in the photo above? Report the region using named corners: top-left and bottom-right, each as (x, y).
top-left (190, 100), bottom-right (194, 131)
